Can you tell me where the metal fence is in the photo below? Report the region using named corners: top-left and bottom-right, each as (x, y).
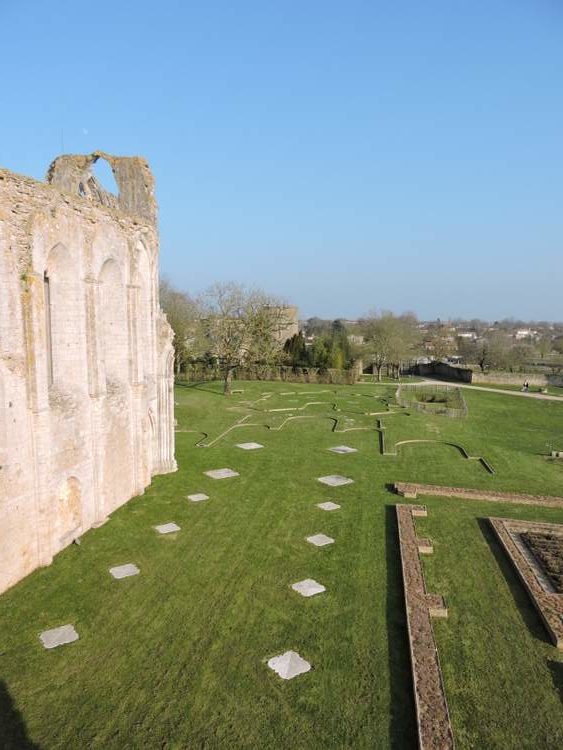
top-left (395, 384), bottom-right (468, 418)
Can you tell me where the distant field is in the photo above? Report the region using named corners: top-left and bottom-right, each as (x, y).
top-left (1, 381), bottom-right (562, 749)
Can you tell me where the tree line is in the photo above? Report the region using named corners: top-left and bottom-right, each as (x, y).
top-left (160, 279), bottom-right (563, 395)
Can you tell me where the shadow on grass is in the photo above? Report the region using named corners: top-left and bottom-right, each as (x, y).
top-left (384, 504), bottom-right (417, 748)
top-left (0, 681), bottom-right (41, 749)
top-left (477, 517), bottom-right (550, 646)
top-left (175, 381), bottom-right (225, 396)
top-left (547, 660), bottom-right (563, 703)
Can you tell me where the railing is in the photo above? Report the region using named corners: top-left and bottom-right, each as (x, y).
top-left (395, 384), bottom-right (467, 418)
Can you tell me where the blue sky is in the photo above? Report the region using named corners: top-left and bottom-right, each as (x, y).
top-left (1, 0), bottom-right (562, 320)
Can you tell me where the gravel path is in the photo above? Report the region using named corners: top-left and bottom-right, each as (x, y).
top-left (360, 379), bottom-right (563, 402)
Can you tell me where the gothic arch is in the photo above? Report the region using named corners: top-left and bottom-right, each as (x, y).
top-left (44, 242), bottom-right (85, 389)
top-left (0, 367), bottom-right (6, 460)
top-left (99, 258), bottom-right (129, 385)
top-left (133, 241), bottom-right (155, 381)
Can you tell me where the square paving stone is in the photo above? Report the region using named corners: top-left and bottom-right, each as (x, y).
top-left (317, 475), bottom-right (354, 487)
top-left (204, 468), bottom-right (240, 479)
top-left (291, 578), bottom-right (326, 597)
top-left (236, 442), bottom-right (264, 450)
top-left (109, 563), bottom-right (140, 579)
top-left (317, 501), bottom-right (341, 511)
top-left (154, 522), bottom-right (181, 534)
top-left (267, 650), bottom-right (311, 680)
top-left (187, 493), bottom-right (209, 502)
top-left (328, 445), bottom-right (358, 454)
top-left (306, 533), bottom-right (335, 547)
top-left (39, 624), bottom-right (79, 650)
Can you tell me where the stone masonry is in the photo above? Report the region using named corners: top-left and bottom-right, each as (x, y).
top-left (0, 151), bottom-right (176, 594)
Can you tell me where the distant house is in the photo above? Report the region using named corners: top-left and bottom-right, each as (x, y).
top-left (515, 329), bottom-right (538, 340)
top-left (272, 305), bottom-right (299, 344)
top-left (348, 334), bottom-right (364, 345)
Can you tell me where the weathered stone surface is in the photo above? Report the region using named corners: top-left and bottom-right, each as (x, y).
top-left (306, 533), bottom-right (334, 547)
top-left (316, 501), bottom-right (341, 511)
top-left (39, 624), bottom-right (79, 649)
top-left (291, 578), bottom-right (326, 597)
top-left (236, 442), bottom-right (264, 450)
top-left (328, 445), bottom-right (358, 454)
top-left (109, 563), bottom-right (140, 579)
top-left (154, 523), bottom-right (181, 534)
top-left (267, 650), bottom-right (311, 679)
top-left (396, 504), bottom-right (454, 749)
top-left (0, 153), bottom-right (176, 595)
top-left (490, 517), bottom-right (563, 649)
top-left (317, 475), bottom-right (354, 487)
top-left (204, 468), bottom-right (239, 479)
top-left (394, 482), bottom-right (563, 509)
top-left (187, 493), bottom-right (209, 502)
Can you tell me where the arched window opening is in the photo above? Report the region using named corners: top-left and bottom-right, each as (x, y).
top-left (99, 259), bottom-right (128, 385)
top-left (44, 271), bottom-right (54, 386)
top-left (137, 247), bottom-right (153, 381)
top-left (78, 157), bottom-right (120, 210)
top-left (91, 158), bottom-right (120, 196)
top-left (0, 370), bottom-right (6, 459)
top-left (45, 243), bottom-right (84, 390)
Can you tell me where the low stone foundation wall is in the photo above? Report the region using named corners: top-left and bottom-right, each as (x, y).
top-left (396, 504), bottom-right (455, 750)
top-left (472, 371), bottom-right (548, 387)
top-left (395, 483), bottom-right (563, 509)
top-left (489, 517), bottom-right (563, 649)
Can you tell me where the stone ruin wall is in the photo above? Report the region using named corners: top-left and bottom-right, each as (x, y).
top-left (0, 152), bottom-right (176, 594)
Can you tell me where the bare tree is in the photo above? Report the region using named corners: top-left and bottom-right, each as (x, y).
top-left (426, 322), bottom-right (455, 361)
top-left (536, 336), bottom-right (552, 359)
top-left (361, 312), bottom-right (419, 381)
top-left (199, 282), bottom-right (289, 394)
top-left (159, 278), bottom-right (202, 375)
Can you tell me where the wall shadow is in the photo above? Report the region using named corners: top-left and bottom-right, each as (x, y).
top-left (175, 381), bottom-right (224, 396)
top-left (477, 517), bottom-right (549, 645)
top-left (547, 660), bottom-right (563, 703)
top-left (0, 681), bottom-right (41, 749)
top-left (384, 504), bottom-right (417, 748)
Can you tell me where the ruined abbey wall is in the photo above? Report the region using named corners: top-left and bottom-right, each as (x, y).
top-left (0, 152), bottom-right (176, 594)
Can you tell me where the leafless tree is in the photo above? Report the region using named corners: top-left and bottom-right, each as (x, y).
top-left (159, 278), bottom-right (203, 375)
top-left (199, 282), bottom-right (289, 394)
top-left (361, 311), bottom-right (419, 381)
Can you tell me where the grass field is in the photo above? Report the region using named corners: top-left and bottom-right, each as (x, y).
top-left (1, 380), bottom-right (562, 749)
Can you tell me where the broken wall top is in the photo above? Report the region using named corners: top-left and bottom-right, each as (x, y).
top-left (46, 151), bottom-right (157, 225)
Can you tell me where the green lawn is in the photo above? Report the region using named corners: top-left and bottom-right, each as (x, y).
top-left (1, 381), bottom-right (562, 749)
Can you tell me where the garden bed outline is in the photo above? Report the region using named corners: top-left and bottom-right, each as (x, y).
top-left (395, 482), bottom-right (563, 509)
top-left (396, 503), bottom-right (455, 750)
top-left (489, 517), bottom-right (563, 649)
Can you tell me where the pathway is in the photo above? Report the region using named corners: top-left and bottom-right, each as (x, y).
top-left (359, 379), bottom-right (563, 402)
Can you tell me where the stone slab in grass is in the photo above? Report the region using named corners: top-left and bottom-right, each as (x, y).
top-left (109, 563), bottom-right (140, 579)
top-left (267, 650), bottom-right (311, 680)
top-left (317, 475), bottom-right (354, 487)
top-left (154, 522), bottom-right (181, 534)
top-left (204, 468), bottom-right (240, 479)
top-left (306, 533), bottom-right (335, 547)
top-left (236, 442), bottom-right (264, 450)
top-left (317, 501), bottom-right (341, 511)
top-left (39, 624), bottom-right (79, 650)
top-left (187, 493), bottom-right (209, 502)
top-left (328, 445), bottom-right (358, 454)
top-left (291, 578), bottom-right (326, 597)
